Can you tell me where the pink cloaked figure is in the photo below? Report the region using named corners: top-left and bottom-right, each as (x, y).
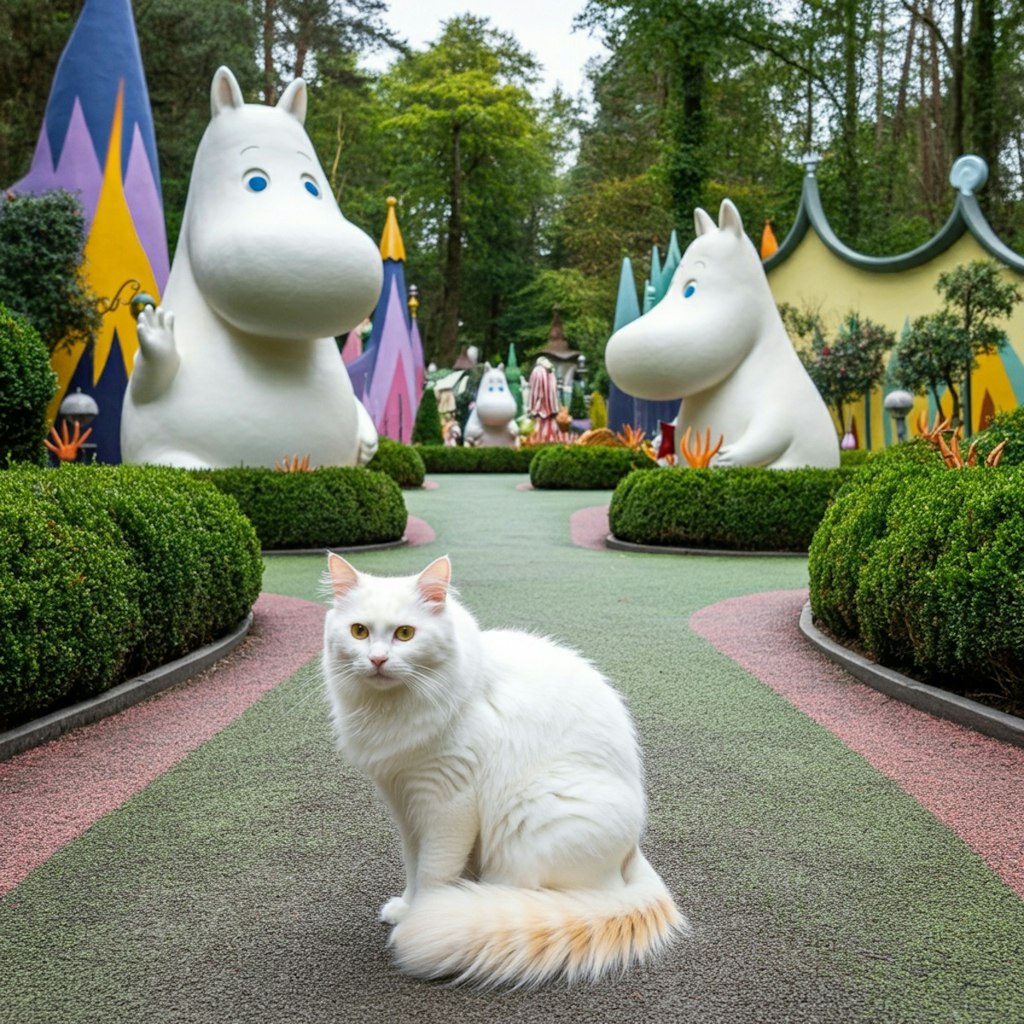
top-left (528, 357), bottom-right (560, 443)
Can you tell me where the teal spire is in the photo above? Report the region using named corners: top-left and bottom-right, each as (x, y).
top-left (642, 278), bottom-right (656, 314)
top-left (660, 229), bottom-right (681, 297)
top-left (613, 257), bottom-right (641, 332)
top-left (505, 342), bottom-right (523, 414)
top-left (650, 245), bottom-right (662, 298)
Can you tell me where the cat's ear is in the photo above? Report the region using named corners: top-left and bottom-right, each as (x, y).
top-left (327, 552), bottom-right (360, 599)
top-left (416, 556), bottom-right (451, 607)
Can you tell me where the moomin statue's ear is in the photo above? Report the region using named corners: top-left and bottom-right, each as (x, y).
top-left (718, 198), bottom-right (745, 239)
top-left (210, 66), bottom-right (245, 117)
top-left (693, 207), bottom-right (716, 236)
top-left (277, 78), bottom-right (308, 124)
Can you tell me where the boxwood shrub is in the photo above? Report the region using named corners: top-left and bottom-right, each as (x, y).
top-left (808, 441), bottom-right (948, 638)
top-left (0, 304), bottom-right (57, 466)
top-left (416, 445), bottom-right (536, 473)
top-left (857, 468), bottom-right (1024, 693)
top-left (367, 437), bottom-right (426, 488)
top-left (0, 464), bottom-right (262, 729)
top-left (972, 405), bottom-right (1024, 465)
top-left (811, 458), bottom-right (1024, 706)
top-left (197, 466), bottom-right (407, 549)
top-left (529, 445), bottom-right (656, 490)
top-left (609, 465), bottom-right (854, 552)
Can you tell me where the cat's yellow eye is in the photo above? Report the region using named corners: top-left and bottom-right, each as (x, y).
top-left (350, 623), bottom-right (369, 640)
top-left (394, 625), bottom-right (416, 642)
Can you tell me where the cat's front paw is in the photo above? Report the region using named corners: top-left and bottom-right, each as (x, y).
top-left (378, 896), bottom-right (410, 925)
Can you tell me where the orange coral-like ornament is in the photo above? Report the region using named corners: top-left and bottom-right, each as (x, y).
top-left (680, 426), bottom-right (724, 468)
top-left (44, 419), bottom-right (93, 461)
top-left (275, 453), bottom-right (313, 472)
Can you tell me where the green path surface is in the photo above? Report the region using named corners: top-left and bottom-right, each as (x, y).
top-left (3, 474), bottom-right (1023, 1023)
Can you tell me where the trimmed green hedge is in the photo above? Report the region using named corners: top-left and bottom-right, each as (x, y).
top-left (416, 445), bottom-right (536, 473)
top-left (529, 445), bottom-right (656, 490)
top-left (367, 437), bottom-right (426, 488)
top-left (808, 443), bottom-right (941, 638)
top-left (609, 465), bottom-right (854, 552)
top-left (0, 464), bottom-right (262, 729)
top-left (0, 304), bottom-right (57, 466)
top-left (809, 452), bottom-right (1024, 705)
top-left (197, 466), bottom-right (407, 549)
top-left (973, 405), bottom-right (1024, 465)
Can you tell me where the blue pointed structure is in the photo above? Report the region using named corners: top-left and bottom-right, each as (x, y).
top-left (607, 252), bottom-right (681, 435)
top-left (8, 0), bottom-right (168, 463)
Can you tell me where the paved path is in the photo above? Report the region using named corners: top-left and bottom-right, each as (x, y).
top-left (2, 474), bottom-right (1022, 1024)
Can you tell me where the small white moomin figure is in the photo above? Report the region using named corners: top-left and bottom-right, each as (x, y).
top-left (464, 363), bottom-right (519, 447)
top-left (605, 199), bottom-right (839, 469)
top-left (121, 66), bottom-right (383, 469)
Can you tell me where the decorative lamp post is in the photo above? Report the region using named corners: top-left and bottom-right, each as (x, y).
top-left (129, 291), bottom-right (157, 320)
top-left (883, 389), bottom-right (915, 443)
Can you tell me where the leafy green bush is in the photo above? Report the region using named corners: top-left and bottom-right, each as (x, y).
top-left (839, 449), bottom-right (870, 468)
top-left (81, 465), bottom-right (263, 674)
top-left (849, 468), bottom-right (1024, 704)
top-left (529, 444), bottom-right (655, 489)
top-left (367, 437), bottom-right (426, 488)
top-left (609, 465), bottom-right (853, 552)
top-left (808, 442), bottom-right (946, 638)
top-left (0, 191), bottom-right (100, 353)
top-left (0, 464), bottom-right (262, 729)
top-left (417, 445), bottom-right (536, 473)
top-left (0, 304), bottom-right (57, 465)
top-left (972, 405), bottom-right (1024, 465)
top-left (198, 466), bottom-right (407, 549)
top-left (412, 387), bottom-right (444, 445)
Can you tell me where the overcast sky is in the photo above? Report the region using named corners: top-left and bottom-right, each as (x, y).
top-left (362, 1), bottom-right (609, 102)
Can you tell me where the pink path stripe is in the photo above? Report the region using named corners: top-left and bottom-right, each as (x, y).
top-left (570, 505), bottom-right (608, 549)
top-left (0, 593), bottom-right (325, 896)
top-left (691, 589), bottom-right (1024, 899)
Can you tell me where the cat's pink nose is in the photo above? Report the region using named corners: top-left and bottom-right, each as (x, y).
top-left (370, 654), bottom-right (389, 668)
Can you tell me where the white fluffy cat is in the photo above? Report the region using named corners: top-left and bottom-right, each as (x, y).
top-left (322, 553), bottom-right (686, 987)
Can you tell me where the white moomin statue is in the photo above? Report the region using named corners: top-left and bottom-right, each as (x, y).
top-left (605, 199), bottom-right (839, 470)
top-left (121, 66), bottom-right (383, 469)
top-left (464, 363), bottom-right (519, 447)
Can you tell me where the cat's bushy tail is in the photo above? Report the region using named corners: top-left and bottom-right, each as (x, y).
top-left (387, 850), bottom-right (687, 988)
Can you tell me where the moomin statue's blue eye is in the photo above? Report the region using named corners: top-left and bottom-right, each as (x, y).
top-left (683, 282), bottom-right (697, 299)
top-left (302, 174), bottom-right (321, 198)
top-left (244, 170), bottom-right (269, 192)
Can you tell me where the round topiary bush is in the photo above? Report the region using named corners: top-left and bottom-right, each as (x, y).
top-left (0, 464), bottom-right (263, 729)
top-left (367, 437), bottom-right (426, 488)
top-left (808, 441), bottom-right (945, 638)
top-left (198, 466), bottom-right (407, 549)
top-left (0, 304), bottom-right (57, 465)
top-left (609, 465), bottom-right (853, 552)
top-left (78, 464), bottom-right (263, 675)
top-left (972, 405), bottom-right (1024, 465)
top-left (529, 444), bottom-right (655, 490)
top-left (851, 466), bottom-right (1024, 706)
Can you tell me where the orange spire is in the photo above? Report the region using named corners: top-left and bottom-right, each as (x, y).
top-left (379, 195), bottom-right (406, 261)
top-left (760, 218), bottom-right (779, 260)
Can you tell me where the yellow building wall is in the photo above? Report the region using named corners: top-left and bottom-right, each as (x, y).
top-left (766, 231), bottom-right (1024, 448)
